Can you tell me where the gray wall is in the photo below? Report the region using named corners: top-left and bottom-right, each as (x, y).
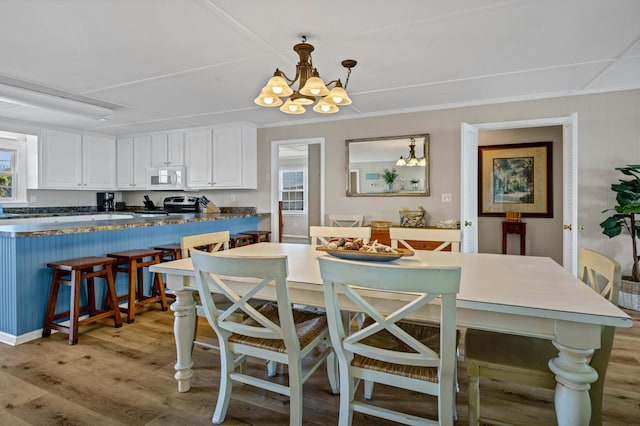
top-left (257, 89), bottom-right (640, 274)
top-left (5, 89), bottom-right (640, 275)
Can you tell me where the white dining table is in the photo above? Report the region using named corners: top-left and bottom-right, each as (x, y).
top-left (150, 242), bottom-right (632, 426)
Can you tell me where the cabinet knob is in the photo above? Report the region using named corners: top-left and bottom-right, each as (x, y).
top-left (563, 224), bottom-right (572, 230)
top-left (464, 220), bottom-right (472, 227)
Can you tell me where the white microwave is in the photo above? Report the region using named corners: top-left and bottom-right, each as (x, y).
top-left (148, 166), bottom-right (185, 189)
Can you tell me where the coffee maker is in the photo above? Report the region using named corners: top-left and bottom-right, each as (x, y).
top-left (97, 192), bottom-right (115, 212)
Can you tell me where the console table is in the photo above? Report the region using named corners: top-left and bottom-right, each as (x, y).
top-left (502, 221), bottom-right (526, 255)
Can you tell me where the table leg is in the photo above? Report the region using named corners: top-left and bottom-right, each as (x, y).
top-left (171, 288), bottom-right (196, 392)
top-left (548, 341), bottom-right (598, 426)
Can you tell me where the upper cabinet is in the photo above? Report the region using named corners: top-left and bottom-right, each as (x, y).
top-left (212, 125), bottom-right (257, 189)
top-left (40, 129), bottom-right (83, 189)
top-left (116, 136), bottom-right (150, 190)
top-left (184, 129), bottom-right (213, 188)
top-left (40, 129), bottom-right (116, 190)
top-left (82, 133), bottom-right (117, 189)
top-left (184, 124), bottom-right (257, 190)
top-left (150, 132), bottom-right (184, 167)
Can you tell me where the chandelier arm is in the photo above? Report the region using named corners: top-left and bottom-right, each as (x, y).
top-left (277, 70), bottom-right (297, 85)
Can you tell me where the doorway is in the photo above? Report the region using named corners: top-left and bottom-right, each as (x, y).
top-left (270, 138), bottom-right (325, 243)
top-left (461, 114), bottom-right (578, 274)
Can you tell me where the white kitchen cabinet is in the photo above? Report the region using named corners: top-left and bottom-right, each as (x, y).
top-left (211, 125), bottom-right (257, 189)
top-left (184, 124), bottom-right (257, 190)
top-left (150, 132), bottom-right (184, 166)
top-left (184, 129), bottom-right (213, 188)
top-left (40, 129), bottom-right (116, 189)
top-left (82, 133), bottom-right (116, 189)
top-left (40, 128), bottom-right (83, 189)
top-left (116, 135), bottom-right (150, 190)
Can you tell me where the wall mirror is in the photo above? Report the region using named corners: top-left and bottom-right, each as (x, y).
top-left (346, 134), bottom-right (430, 197)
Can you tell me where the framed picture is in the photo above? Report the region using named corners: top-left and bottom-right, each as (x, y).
top-left (478, 142), bottom-right (552, 217)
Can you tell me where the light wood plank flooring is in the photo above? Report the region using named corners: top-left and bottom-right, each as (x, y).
top-left (1, 306), bottom-right (638, 425)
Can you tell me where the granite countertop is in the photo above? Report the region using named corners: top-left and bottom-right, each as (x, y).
top-left (0, 211), bottom-right (269, 237)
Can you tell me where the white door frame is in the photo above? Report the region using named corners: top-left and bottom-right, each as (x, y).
top-left (461, 114), bottom-right (579, 273)
top-left (271, 137), bottom-right (325, 242)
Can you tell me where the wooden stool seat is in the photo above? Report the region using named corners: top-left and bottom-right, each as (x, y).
top-left (107, 249), bottom-right (168, 323)
top-left (153, 243), bottom-right (183, 261)
top-left (43, 256), bottom-right (122, 345)
top-left (229, 234), bottom-right (252, 248)
top-left (239, 230), bottom-right (271, 244)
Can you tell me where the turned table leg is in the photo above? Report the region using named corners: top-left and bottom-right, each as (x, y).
top-left (171, 288), bottom-right (197, 392)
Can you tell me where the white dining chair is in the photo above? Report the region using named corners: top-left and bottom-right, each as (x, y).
top-left (464, 248), bottom-right (621, 426)
top-left (309, 225), bottom-right (370, 245)
top-left (191, 249), bottom-right (337, 425)
top-left (329, 214), bottom-right (364, 227)
top-left (180, 230), bottom-right (230, 258)
top-left (319, 255), bottom-right (461, 425)
top-left (390, 228), bottom-right (461, 252)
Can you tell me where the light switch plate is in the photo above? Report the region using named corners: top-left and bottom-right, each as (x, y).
top-left (441, 193), bottom-right (452, 202)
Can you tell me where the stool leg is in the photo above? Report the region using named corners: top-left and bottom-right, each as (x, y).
top-left (104, 264), bottom-right (123, 328)
top-left (152, 255), bottom-right (168, 310)
top-left (42, 269), bottom-right (62, 338)
top-left (69, 270), bottom-right (81, 345)
top-left (136, 259), bottom-right (144, 300)
top-left (127, 259), bottom-right (137, 324)
top-left (87, 273), bottom-right (97, 316)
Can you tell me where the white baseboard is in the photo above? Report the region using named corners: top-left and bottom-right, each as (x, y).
top-left (0, 315), bottom-right (91, 346)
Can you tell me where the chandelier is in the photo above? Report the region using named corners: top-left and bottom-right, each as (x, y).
top-left (254, 36), bottom-right (356, 115)
top-left (396, 138), bottom-right (426, 167)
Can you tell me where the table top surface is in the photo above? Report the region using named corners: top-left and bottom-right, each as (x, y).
top-left (152, 243), bottom-right (632, 328)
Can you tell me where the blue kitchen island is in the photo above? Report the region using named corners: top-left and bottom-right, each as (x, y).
top-left (0, 212), bottom-right (263, 345)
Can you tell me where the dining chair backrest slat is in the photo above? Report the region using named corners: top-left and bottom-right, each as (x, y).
top-left (309, 225), bottom-right (371, 245)
top-left (329, 214), bottom-right (364, 227)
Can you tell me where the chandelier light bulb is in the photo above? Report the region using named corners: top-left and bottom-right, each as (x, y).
top-left (272, 86), bottom-right (284, 95)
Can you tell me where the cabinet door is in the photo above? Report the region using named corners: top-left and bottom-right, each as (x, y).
top-left (150, 134), bottom-right (168, 166)
top-left (133, 136), bottom-right (151, 188)
top-left (116, 137), bottom-right (134, 189)
top-left (40, 128), bottom-right (83, 188)
top-left (212, 126), bottom-right (243, 187)
top-left (116, 136), bottom-right (150, 189)
top-left (82, 134), bottom-right (116, 189)
top-left (185, 129), bottom-right (212, 188)
top-left (167, 132), bottom-right (184, 165)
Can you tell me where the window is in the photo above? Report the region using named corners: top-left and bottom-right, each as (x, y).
top-left (0, 147), bottom-right (16, 200)
top-left (0, 131), bottom-right (33, 204)
top-left (280, 169), bottom-right (306, 212)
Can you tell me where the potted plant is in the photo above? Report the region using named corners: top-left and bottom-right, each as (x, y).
top-left (599, 164), bottom-right (640, 309)
top-left (383, 168), bottom-right (398, 191)
top-left (410, 178), bottom-right (420, 190)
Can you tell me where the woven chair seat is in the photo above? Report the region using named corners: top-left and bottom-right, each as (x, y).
top-left (353, 320), bottom-right (460, 382)
top-left (230, 302), bottom-right (328, 353)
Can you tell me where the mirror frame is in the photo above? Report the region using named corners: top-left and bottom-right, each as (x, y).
top-left (345, 133), bottom-right (430, 197)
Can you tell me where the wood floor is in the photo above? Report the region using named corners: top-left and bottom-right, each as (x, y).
top-left (1, 306), bottom-right (638, 425)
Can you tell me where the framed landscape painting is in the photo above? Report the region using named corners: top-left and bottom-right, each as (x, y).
top-left (478, 141), bottom-right (552, 217)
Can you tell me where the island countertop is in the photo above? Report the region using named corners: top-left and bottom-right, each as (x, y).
top-left (0, 212), bottom-right (269, 237)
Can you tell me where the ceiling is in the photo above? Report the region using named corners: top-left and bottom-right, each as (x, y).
top-left (0, 0), bottom-right (639, 136)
